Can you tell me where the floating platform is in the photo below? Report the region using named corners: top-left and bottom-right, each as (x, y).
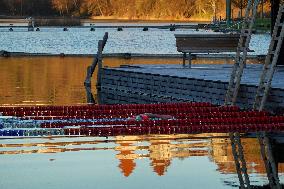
top-left (100, 64), bottom-right (284, 111)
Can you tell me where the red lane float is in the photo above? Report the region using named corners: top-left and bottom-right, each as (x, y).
top-left (1, 102), bottom-right (284, 137)
top-left (1, 106), bottom-right (240, 118)
top-left (0, 102), bottom-right (214, 112)
top-left (35, 111), bottom-right (267, 123)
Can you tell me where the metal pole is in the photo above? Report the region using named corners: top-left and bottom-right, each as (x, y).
top-left (271, 0), bottom-right (284, 65)
top-left (226, 0), bottom-right (232, 25)
top-left (241, 0), bottom-right (243, 18)
top-left (21, 0), bottom-right (23, 16)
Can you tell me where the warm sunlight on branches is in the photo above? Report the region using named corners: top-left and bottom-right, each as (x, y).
top-left (0, 0), bottom-right (271, 20)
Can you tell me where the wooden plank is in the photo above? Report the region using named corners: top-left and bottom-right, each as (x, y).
top-left (175, 34), bottom-right (240, 53)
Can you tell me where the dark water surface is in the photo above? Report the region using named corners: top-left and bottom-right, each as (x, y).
top-left (0, 57), bottom-right (283, 189)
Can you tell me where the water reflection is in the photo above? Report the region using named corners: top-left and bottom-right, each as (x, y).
top-left (0, 134), bottom-right (283, 186)
top-left (228, 132), bottom-right (284, 188)
top-left (0, 57), bottom-right (263, 105)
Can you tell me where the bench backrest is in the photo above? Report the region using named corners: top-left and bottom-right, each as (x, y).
top-left (175, 34), bottom-right (241, 53)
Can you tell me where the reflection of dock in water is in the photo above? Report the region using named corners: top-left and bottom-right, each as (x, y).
top-left (0, 133), bottom-right (284, 185)
top-left (211, 136), bottom-right (284, 174)
top-left (225, 132), bottom-right (284, 188)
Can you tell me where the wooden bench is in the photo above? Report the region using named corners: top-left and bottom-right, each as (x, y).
top-left (175, 34), bottom-right (242, 67)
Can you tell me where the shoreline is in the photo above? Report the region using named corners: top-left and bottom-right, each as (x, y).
top-left (0, 18), bottom-right (211, 23)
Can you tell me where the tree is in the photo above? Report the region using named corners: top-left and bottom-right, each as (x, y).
top-left (0, 0), bottom-right (9, 14)
top-left (232, 0), bottom-right (248, 18)
top-left (0, 0), bottom-right (272, 20)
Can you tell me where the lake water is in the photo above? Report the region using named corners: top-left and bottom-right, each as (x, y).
top-left (0, 44), bottom-right (283, 188)
top-left (0, 27), bottom-right (271, 55)
top-left (0, 56), bottom-right (263, 106)
top-left (0, 134), bottom-right (284, 189)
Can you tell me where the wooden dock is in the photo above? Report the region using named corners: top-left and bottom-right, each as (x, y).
top-left (99, 64), bottom-right (284, 112)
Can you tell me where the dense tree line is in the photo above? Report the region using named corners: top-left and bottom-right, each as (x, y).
top-left (0, 0), bottom-right (56, 16)
top-left (0, 0), bottom-right (271, 20)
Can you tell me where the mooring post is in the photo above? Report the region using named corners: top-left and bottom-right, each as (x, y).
top-left (28, 17), bottom-right (34, 31)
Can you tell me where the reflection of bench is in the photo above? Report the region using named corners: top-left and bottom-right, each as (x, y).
top-left (175, 34), bottom-right (242, 67)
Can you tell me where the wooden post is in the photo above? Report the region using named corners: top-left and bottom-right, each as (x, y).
top-left (84, 56), bottom-right (98, 86)
top-left (28, 18), bottom-right (34, 31)
top-left (97, 40), bottom-right (103, 89)
top-left (85, 85), bottom-right (95, 104)
top-left (102, 32), bottom-right (109, 48)
top-left (183, 53), bottom-right (186, 67)
top-left (84, 32), bottom-right (108, 104)
top-left (188, 53), bottom-right (192, 68)
top-left (84, 32), bottom-right (108, 87)
top-left (84, 66), bottom-right (93, 87)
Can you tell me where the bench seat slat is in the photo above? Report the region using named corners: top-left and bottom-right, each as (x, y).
top-left (175, 34), bottom-right (241, 53)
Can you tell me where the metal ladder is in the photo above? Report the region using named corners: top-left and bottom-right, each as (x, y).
top-left (225, 1), bottom-right (260, 188)
top-left (253, 3), bottom-right (284, 111)
top-left (225, 0), bottom-right (260, 105)
top-left (258, 133), bottom-right (281, 189)
top-left (230, 133), bottom-right (251, 189)
top-left (253, 4), bottom-right (284, 189)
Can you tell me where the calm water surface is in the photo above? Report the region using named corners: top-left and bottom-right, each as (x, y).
top-left (0, 57), bottom-right (283, 189)
top-left (1, 134), bottom-right (283, 189)
top-left (0, 56), bottom-right (262, 105)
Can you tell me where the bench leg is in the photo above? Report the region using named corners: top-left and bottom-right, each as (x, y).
top-left (183, 53), bottom-right (186, 67)
top-left (188, 53), bottom-right (192, 68)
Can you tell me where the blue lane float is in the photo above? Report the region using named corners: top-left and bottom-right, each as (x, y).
top-left (0, 128), bottom-right (65, 137)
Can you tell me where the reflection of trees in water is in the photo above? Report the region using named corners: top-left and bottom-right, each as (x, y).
top-left (114, 135), bottom-right (209, 176)
top-left (1, 133), bottom-right (284, 186)
top-left (116, 141), bottom-right (137, 177)
top-left (149, 140), bottom-right (171, 176)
